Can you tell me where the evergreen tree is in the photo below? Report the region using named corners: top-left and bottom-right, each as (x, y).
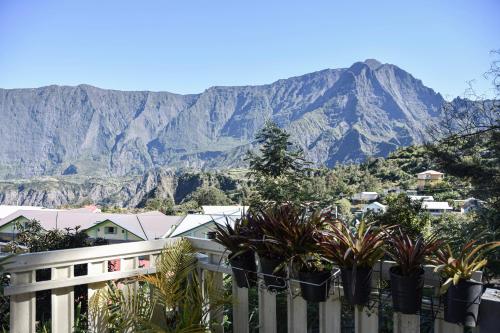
top-left (246, 121), bottom-right (311, 204)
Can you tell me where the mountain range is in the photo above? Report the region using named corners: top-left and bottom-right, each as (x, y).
top-left (0, 59), bottom-right (445, 180)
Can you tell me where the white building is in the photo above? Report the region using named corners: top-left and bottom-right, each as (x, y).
top-left (169, 213), bottom-right (241, 238)
top-left (352, 192), bottom-right (379, 202)
top-left (409, 195), bottom-right (434, 202)
top-left (201, 205), bottom-right (248, 216)
top-left (0, 209), bottom-right (182, 243)
top-left (454, 198), bottom-right (485, 214)
top-left (421, 201), bottom-right (453, 216)
top-left (362, 202), bottom-right (387, 214)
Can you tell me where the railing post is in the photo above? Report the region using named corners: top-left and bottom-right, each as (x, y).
top-left (355, 306), bottom-right (378, 333)
top-left (287, 282), bottom-right (307, 333)
top-left (434, 315), bottom-right (464, 333)
top-left (51, 265), bottom-right (75, 333)
top-left (393, 313), bottom-right (419, 333)
top-left (258, 288), bottom-right (277, 333)
top-left (9, 271), bottom-right (36, 333)
top-left (319, 294), bottom-right (341, 333)
top-left (232, 278), bottom-right (249, 333)
top-left (88, 260), bottom-right (108, 333)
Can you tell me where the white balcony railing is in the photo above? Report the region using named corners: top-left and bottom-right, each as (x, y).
top-left (2, 237), bottom-right (499, 333)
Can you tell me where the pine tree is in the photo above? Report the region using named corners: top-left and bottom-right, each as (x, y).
top-left (246, 121), bottom-right (311, 204)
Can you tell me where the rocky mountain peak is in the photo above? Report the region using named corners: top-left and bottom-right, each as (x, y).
top-left (363, 58), bottom-right (383, 70)
top-left (0, 60), bottom-right (445, 179)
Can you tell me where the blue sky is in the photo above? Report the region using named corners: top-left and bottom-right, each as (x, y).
top-left (0, 0), bottom-right (498, 98)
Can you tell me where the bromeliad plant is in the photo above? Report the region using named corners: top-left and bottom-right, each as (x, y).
top-left (434, 240), bottom-right (500, 325)
top-left (386, 228), bottom-right (442, 314)
top-left (247, 203), bottom-right (298, 262)
top-left (435, 240), bottom-right (500, 293)
top-left (261, 205), bottom-right (326, 272)
top-left (245, 204), bottom-right (299, 290)
top-left (213, 216), bottom-right (252, 259)
top-left (213, 216), bottom-right (257, 288)
top-left (386, 228), bottom-right (442, 276)
top-left (320, 219), bottom-right (386, 269)
top-left (320, 219), bottom-right (387, 306)
top-left (262, 204), bottom-right (332, 301)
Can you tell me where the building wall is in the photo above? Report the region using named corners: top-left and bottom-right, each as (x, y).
top-left (176, 223), bottom-right (216, 239)
top-left (417, 177), bottom-right (443, 190)
top-left (86, 221), bottom-right (143, 242)
top-left (0, 218), bottom-right (143, 243)
top-left (0, 216), bottom-right (30, 242)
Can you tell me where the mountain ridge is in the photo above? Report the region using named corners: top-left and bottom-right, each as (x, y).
top-left (0, 59), bottom-right (445, 179)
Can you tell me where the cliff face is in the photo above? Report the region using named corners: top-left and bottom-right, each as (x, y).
top-left (0, 59), bottom-right (444, 179)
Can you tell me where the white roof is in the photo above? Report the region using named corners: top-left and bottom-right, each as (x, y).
top-left (352, 192), bottom-right (379, 200)
top-left (0, 209), bottom-right (181, 240)
top-left (137, 211), bottom-right (183, 239)
top-left (366, 202), bottom-right (386, 208)
top-left (409, 195), bottom-right (434, 201)
top-left (201, 205), bottom-right (248, 216)
top-left (417, 170), bottom-right (444, 175)
top-left (422, 201), bottom-right (452, 210)
top-left (0, 205), bottom-right (57, 219)
top-left (169, 213), bottom-right (240, 237)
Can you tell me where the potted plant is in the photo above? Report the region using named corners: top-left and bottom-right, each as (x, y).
top-left (320, 219), bottom-right (386, 306)
top-left (266, 206), bottom-right (333, 302)
top-left (386, 228), bottom-right (442, 314)
top-left (213, 217), bottom-right (257, 288)
top-left (246, 204), bottom-right (295, 291)
top-left (435, 240), bottom-right (500, 326)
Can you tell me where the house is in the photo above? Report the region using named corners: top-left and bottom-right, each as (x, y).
top-left (454, 198), bottom-right (485, 213)
top-left (408, 195), bottom-right (434, 202)
top-left (362, 202), bottom-right (387, 214)
top-left (382, 187), bottom-right (403, 195)
top-left (351, 192), bottom-right (379, 203)
top-left (421, 201), bottom-right (452, 216)
top-left (417, 170), bottom-right (444, 190)
top-left (0, 209), bottom-right (182, 243)
top-left (169, 213), bottom-right (241, 238)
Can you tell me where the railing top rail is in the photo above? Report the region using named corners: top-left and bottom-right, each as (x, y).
top-left (2, 237), bottom-right (226, 274)
top-left (4, 238), bottom-right (175, 272)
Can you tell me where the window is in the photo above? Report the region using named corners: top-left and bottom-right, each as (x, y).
top-left (122, 229), bottom-right (125, 233)
top-left (104, 226), bottom-right (117, 234)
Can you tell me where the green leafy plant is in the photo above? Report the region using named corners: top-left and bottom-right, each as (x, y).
top-left (90, 239), bottom-right (228, 332)
top-left (245, 204), bottom-right (294, 262)
top-left (320, 219), bottom-right (387, 268)
top-left (435, 240), bottom-right (500, 293)
top-left (386, 228), bottom-right (443, 276)
top-left (261, 204), bottom-right (328, 272)
top-left (213, 216), bottom-right (251, 259)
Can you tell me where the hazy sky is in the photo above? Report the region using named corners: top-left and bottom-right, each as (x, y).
top-left (0, 0), bottom-right (498, 98)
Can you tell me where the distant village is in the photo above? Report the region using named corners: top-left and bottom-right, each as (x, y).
top-left (0, 169), bottom-right (484, 252)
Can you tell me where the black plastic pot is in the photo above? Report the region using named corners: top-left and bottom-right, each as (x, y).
top-left (259, 256), bottom-right (287, 291)
top-left (229, 251), bottom-right (257, 288)
top-left (390, 266), bottom-right (424, 314)
top-left (341, 267), bottom-right (372, 306)
top-left (444, 279), bottom-right (483, 326)
top-left (299, 270), bottom-right (332, 302)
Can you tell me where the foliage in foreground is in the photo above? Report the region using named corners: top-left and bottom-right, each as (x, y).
top-left (435, 240), bottom-right (500, 293)
top-left (90, 239), bottom-right (228, 332)
top-left (7, 219), bottom-right (107, 253)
